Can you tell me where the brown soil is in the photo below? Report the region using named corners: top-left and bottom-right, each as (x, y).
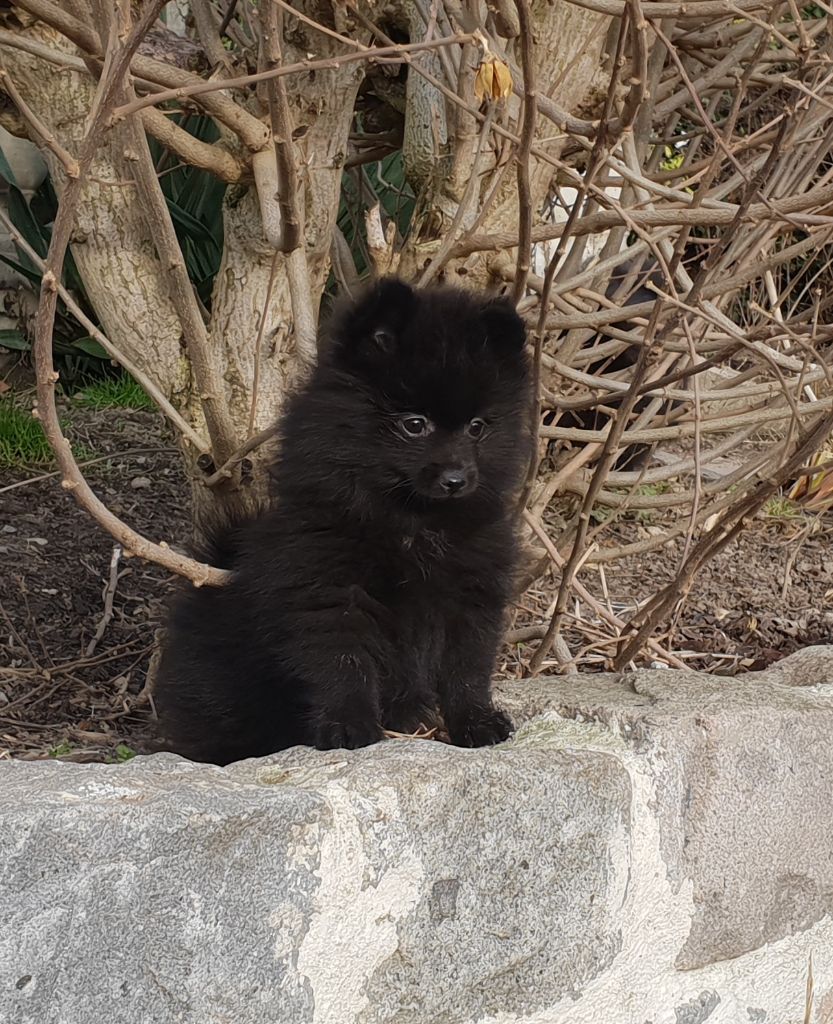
top-left (2, 407), bottom-right (831, 761)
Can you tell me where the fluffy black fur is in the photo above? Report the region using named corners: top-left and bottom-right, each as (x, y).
top-left (154, 279), bottom-right (533, 765)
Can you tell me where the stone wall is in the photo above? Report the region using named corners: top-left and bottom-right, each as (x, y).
top-left (2, 645), bottom-right (832, 1023)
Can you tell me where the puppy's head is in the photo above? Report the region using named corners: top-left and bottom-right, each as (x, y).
top-left (321, 279), bottom-right (531, 511)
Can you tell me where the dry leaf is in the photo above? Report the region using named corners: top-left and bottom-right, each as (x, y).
top-left (493, 59), bottom-right (513, 98)
top-left (475, 58), bottom-right (512, 101)
top-left (703, 512), bottom-right (720, 532)
top-left (474, 60), bottom-right (494, 101)
top-left (805, 471), bottom-right (833, 510)
top-left (789, 448), bottom-right (833, 511)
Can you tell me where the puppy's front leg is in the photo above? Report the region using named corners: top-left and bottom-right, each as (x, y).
top-left (437, 611), bottom-right (513, 748)
top-left (288, 584), bottom-right (387, 750)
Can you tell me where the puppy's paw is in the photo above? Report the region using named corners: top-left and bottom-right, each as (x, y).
top-left (314, 716), bottom-right (384, 751)
top-left (447, 705), bottom-right (513, 748)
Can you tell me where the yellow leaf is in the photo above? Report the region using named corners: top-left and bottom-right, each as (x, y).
top-left (805, 470), bottom-right (833, 511)
top-left (492, 59), bottom-right (513, 99)
top-left (475, 60), bottom-right (494, 102)
top-left (475, 58), bottom-right (512, 102)
top-left (788, 474), bottom-right (807, 501)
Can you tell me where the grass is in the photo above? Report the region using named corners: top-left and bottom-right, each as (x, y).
top-left (0, 397), bottom-right (97, 470)
top-left (75, 374), bottom-right (155, 411)
top-left (0, 399), bottom-right (54, 468)
top-left (762, 496), bottom-right (803, 520)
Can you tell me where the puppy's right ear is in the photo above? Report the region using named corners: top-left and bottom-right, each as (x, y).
top-left (330, 278), bottom-right (418, 365)
top-left (481, 296), bottom-right (527, 355)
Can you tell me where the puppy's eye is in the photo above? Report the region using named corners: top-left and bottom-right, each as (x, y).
top-left (467, 418), bottom-right (487, 439)
top-left (400, 415), bottom-right (430, 437)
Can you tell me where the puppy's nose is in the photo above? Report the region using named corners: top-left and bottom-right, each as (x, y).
top-left (440, 470), bottom-right (467, 494)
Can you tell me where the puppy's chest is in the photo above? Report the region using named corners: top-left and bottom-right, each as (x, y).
top-left (396, 528), bottom-right (454, 582)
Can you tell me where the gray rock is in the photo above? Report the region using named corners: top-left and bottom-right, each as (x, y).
top-left (0, 741), bottom-right (630, 1024)
top-left (1, 645), bottom-right (833, 1023)
top-left (499, 644), bottom-right (833, 970)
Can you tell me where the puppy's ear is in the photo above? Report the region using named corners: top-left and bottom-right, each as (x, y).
top-left (333, 278), bottom-right (418, 363)
top-left (482, 296), bottom-right (527, 355)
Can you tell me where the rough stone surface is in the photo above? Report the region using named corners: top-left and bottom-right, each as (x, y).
top-left (2, 645), bottom-right (833, 1023)
top-left (499, 643), bottom-right (833, 971)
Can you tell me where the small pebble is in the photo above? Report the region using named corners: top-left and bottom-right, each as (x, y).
top-left (28, 537), bottom-right (48, 546)
top-left (130, 476), bottom-right (152, 490)
top-left (1, 524), bottom-right (16, 534)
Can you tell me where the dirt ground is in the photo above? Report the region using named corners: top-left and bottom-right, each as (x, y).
top-left (2, 406), bottom-right (831, 761)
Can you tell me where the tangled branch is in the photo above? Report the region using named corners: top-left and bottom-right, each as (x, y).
top-left (0, 0), bottom-right (831, 671)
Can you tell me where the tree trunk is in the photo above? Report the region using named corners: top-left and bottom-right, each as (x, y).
top-left (0, 11), bottom-right (367, 534)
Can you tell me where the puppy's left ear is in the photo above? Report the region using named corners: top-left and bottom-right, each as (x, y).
top-left (482, 297), bottom-right (527, 354)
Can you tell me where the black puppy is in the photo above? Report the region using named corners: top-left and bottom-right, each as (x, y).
top-left (154, 279), bottom-right (533, 765)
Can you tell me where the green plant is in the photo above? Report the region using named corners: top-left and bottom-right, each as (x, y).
top-left (48, 741), bottom-right (72, 758)
top-left (0, 115), bottom-right (227, 378)
top-left (74, 374), bottom-right (155, 411)
top-left (762, 496), bottom-right (803, 520)
top-left (0, 150), bottom-right (107, 382)
top-left (100, 743), bottom-right (139, 764)
top-left (0, 397), bottom-right (95, 469)
top-left (148, 113), bottom-right (227, 306)
top-left (0, 398), bottom-right (53, 467)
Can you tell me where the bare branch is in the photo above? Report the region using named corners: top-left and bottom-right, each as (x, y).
top-left (123, 91), bottom-right (240, 466)
top-left (0, 207), bottom-right (209, 454)
top-left (511, 0), bottom-right (536, 303)
top-left (110, 34), bottom-right (477, 121)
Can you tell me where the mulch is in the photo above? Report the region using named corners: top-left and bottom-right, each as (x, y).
top-left (1, 408), bottom-right (188, 761)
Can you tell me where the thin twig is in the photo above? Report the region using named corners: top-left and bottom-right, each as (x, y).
top-left (511, 0), bottom-right (536, 303)
top-left (84, 544), bottom-right (122, 658)
top-left (111, 33), bottom-right (477, 120)
top-left (0, 68), bottom-right (79, 178)
top-left (123, 81), bottom-right (240, 467)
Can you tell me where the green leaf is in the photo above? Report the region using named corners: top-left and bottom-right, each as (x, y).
top-left (71, 336), bottom-right (109, 359)
top-left (0, 328), bottom-right (29, 350)
top-left (166, 197), bottom-right (221, 249)
top-left (7, 186), bottom-right (48, 258)
top-left (0, 144), bottom-right (20, 189)
top-left (0, 252), bottom-right (42, 286)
